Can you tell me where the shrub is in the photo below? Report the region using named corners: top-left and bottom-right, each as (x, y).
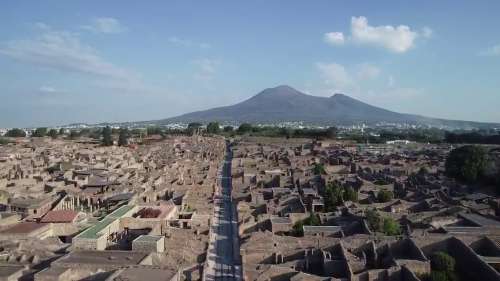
top-left (431, 252), bottom-right (455, 272)
top-left (382, 217), bottom-right (401, 236)
top-left (377, 189), bottom-right (394, 203)
top-left (429, 271), bottom-right (448, 281)
top-left (291, 220), bottom-right (304, 237)
top-left (303, 213), bottom-right (321, 226)
top-left (313, 163), bottom-right (326, 175)
top-left (366, 208), bottom-right (382, 232)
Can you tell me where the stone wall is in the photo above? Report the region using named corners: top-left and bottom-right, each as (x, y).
top-left (132, 236), bottom-right (165, 253)
top-left (447, 237), bottom-right (500, 281)
top-left (72, 235), bottom-right (107, 251)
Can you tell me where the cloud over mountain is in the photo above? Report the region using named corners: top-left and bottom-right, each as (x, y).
top-left (324, 16), bottom-right (432, 53)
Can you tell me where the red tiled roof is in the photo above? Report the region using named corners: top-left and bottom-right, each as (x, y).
top-left (0, 222), bottom-right (47, 234)
top-left (40, 210), bottom-right (80, 223)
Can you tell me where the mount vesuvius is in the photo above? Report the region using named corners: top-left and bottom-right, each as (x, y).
top-left (160, 85), bottom-right (497, 128)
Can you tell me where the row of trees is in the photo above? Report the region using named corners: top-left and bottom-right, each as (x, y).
top-left (183, 122), bottom-right (339, 139)
top-left (445, 131), bottom-right (500, 145)
top-left (5, 124), bottom-right (499, 145)
top-left (378, 128), bottom-right (445, 143)
top-left (229, 123), bottom-right (338, 139)
top-left (4, 128), bottom-right (26, 138)
top-left (4, 127), bottom-right (65, 138)
top-left (0, 126), bottom-right (132, 147)
top-left (343, 129), bottom-right (500, 145)
top-left (102, 126), bottom-right (130, 147)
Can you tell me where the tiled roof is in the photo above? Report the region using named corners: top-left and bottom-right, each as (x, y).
top-left (40, 210), bottom-right (80, 223)
top-left (0, 222), bottom-right (48, 234)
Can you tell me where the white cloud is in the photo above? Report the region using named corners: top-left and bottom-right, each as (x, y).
top-left (324, 16), bottom-right (431, 53)
top-left (383, 87), bottom-right (421, 100)
top-left (0, 27), bottom-right (139, 83)
top-left (192, 59), bottom-right (220, 81)
top-left (317, 62), bottom-right (382, 90)
top-left (39, 86), bottom-right (57, 93)
top-left (81, 17), bottom-right (126, 34)
top-left (324, 32), bottom-right (345, 45)
top-left (316, 62), bottom-right (421, 102)
top-left (316, 62), bottom-right (353, 89)
top-left (356, 63), bottom-right (381, 80)
top-left (168, 37), bottom-right (211, 49)
top-left (168, 37), bottom-right (191, 47)
top-left (33, 22), bottom-right (50, 31)
top-left (388, 75), bottom-right (395, 87)
top-left (351, 16), bottom-right (418, 53)
top-left (199, 43), bottom-right (211, 49)
top-left (421, 26), bottom-right (433, 38)
top-left (478, 44), bottom-right (500, 56)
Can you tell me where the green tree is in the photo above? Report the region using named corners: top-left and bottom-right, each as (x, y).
top-left (130, 128), bottom-right (143, 136)
top-left (223, 126), bottom-right (234, 132)
top-left (187, 122), bottom-right (202, 134)
top-left (303, 213), bottom-right (321, 226)
top-left (118, 128), bottom-right (129, 146)
top-left (445, 145), bottom-right (487, 183)
top-left (382, 217), bottom-right (401, 236)
top-left (326, 127), bottom-right (338, 139)
top-left (344, 186), bottom-right (358, 202)
top-left (429, 252), bottom-right (457, 281)
top-left (0, 138), bottom-right (9, 145)
top-left (313, 163), bottom-right (326, 175)
top-left (102, 126), bottom-right (113, 146)
top-left (58, 128), bottom-right (65, 135)
top-left (79, 128), bottom-right (91, 137)
top-left (431, 252), bottom-right (455, 272)
top-left (377, 189), bottom-right (394, 203)
top-left (146, 126), bottom-right (163, 135)
top-left (5, 128), bottom-right (26, 138)
top-left (366, 209), bottom-right (382, 232)
top-left (206, 122), bottom-right (220, 134)
top-left (291, 220), bottom-right (304, 237)
top-left (32, 127), bottom-right (48, 137)
top-left (291, 213), bottom-right (320, 237)
top-left (89, 128), bottom-right (102, 140)
top-left (69, 130), bottom-right (79, 140)
top-left (237, 123), bottom-right (253, 134)
top-left (47, 129), bottom-right (58, 139)
top-left (324, 182), bottom-right (344, 211)
top-left (429, 271), bottom-right (448, 281)
top-left (418, 166), bottom-right (430, 175)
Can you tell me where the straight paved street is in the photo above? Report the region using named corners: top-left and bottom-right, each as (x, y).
top-left (204, 143), bottom-right (241, 281)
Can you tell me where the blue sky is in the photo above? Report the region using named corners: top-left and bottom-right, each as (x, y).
top-left (0, 0), bottom-right (499, 127)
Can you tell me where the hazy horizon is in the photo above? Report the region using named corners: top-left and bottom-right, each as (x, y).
top-left (1, 1), bottom-right (499, 127)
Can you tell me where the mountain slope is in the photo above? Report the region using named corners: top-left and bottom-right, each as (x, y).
top-left (162, 85), bottom-right (497, 128)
